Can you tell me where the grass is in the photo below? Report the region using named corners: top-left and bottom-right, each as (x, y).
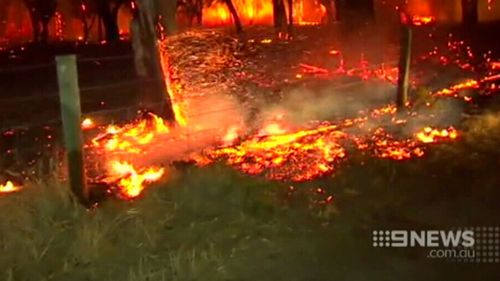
top-left (2, 113), bottom-right (500, 280)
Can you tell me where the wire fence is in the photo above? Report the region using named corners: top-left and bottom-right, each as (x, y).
top-left (0, 54), bottom-right (399, 181)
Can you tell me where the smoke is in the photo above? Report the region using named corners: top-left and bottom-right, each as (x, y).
top-left (259, 82), bottom-right (395, 125)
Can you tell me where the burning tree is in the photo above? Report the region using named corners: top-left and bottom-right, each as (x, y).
top-left (71, 0), bottom-right (99, 41)
top-left (205, 0), bottom-right (243, 32)
top-left (93, 0), bottom-right (129, 42)
top-left (129, 0), bottom-right (176, 119)
top-left (22, 0), bottom-right (57, 44)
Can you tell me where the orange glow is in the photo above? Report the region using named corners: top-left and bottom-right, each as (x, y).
top-left (202, 0), bottom-right (325, 26)
top-left (415, 127), bottom-right (459, 144)
top-left (91, 113), bottom-right (171, 154)
top-left (81, 118), bottom-right (96, 130)
top-left (0, 181), bottom-right (22, 193)
top-left (106, 161), bottom-right (165, 199)
top-left (411, 15), bottom-right (435, 26)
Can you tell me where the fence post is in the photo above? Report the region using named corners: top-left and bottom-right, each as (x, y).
top-left (56, 55), bottom-right (88, 206)
top-left (396, 25), bottom-right (412, 109)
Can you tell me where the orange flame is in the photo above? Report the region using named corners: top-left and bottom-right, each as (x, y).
top-left (415, 127), bottom-right (458, 144)
top-left (0, 181), bottom-right (22, 193)
top-left (106, 161), bottom-right (165, 199)
top-left (202, 0), bottom-right (325, 26)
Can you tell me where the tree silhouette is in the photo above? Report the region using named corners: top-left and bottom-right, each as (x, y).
top-left (94, 0), bottom-right (128, 42)
top-left (70, 0), bottom-right (98, 41)
top-left (461, 0), bottom-right (478, 25)
top-left (205, 0), bottom-right (242, 33)
top-left (22, 0), bottom-right (57, 44)
top-left (320, 0), bottom-right (338, 24)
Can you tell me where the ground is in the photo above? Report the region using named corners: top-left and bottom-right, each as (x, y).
top-left (1, 22), bottom-right (500, 280)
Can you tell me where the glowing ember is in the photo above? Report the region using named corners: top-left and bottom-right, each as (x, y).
top-left (105, 161), bottom-right (165, 199)
top-left (415, 127), bottom-right (458, 144)
top-left (81, 118), bottom-right (96, 130)
top-left (0, 181), bottom-right (22, 193)
top-left (411, 15), bottom-right (435, 26)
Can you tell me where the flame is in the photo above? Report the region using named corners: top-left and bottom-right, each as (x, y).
top-left (415, 127), bottom-right (458, 144)
top-left (411, 15), bottom-right (435, 26)
top-left (202, 0), bottom-right (325, 26)
top-left (91, 113), bottom-right (171, 154)
top-left (0, 181), bottom-right (22, 193)
top-left (81, 118), bottom-right (96, 130)
top-left (106, 161), bottom-right (165, 199)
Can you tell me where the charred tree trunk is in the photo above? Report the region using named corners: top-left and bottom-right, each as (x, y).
top-left (99, 4), bottom-right (120, 42)
top-left (40, 19), bottom-right (49, 44)
top-left (287, 0), bottom-right (293, 33)
top-left (273, 0), bottom-right (287, 30)
top-left (131, 0), bottom-right (176, 120)
top-left (195, 0), bottom-right (203, 25)
top-left (157, 0), bottom-right (178, 35)
top-left (462, 0), bottom-right (478, 25)
top-left (321, 0), bottom-right (337, 24)
top-left (29, 12), bottom-right (40, 43)
top-left (223, 0), bottom-right (243, 33)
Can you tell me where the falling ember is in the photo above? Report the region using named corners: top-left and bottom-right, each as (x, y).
top-left (105, 161), bottom-right (165, 199)
top-left (0, 181), bottom-right (22, 194)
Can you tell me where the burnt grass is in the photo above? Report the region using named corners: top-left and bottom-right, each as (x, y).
top-left (1, 24), bottom-right (500, 280)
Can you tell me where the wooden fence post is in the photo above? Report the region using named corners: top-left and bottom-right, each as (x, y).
top-left (56, 55), bottom-right (88, 206)
top-left (396, 25), bottom-right (412, 109)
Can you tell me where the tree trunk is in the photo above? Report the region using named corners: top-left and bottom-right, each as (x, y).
top-left (29, 13), bottom-right (40, 43)
top-left (462, 0), bottom-right (478, 25)
top-left (223, 0), bottom-right (243, 33)
top-left (321, 0), bottom-right (337, 24)
top-left (157, 0), bottom-right (178, 35)
top-left (40, 19), bottom-right (49, 44)
top-left (100, 6), bottom-right (120, 42)
top-left (131, 0), bottom-right (176, 121)
top-left (287, 0), bottom-right (293, 33)
top-left (195, 0), bottom-right (203, 25)
top-left (272, 0), bottom-right (287, 30)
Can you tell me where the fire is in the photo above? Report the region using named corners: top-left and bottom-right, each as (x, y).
top-left (81, 118), bottom-right (96, 130)
top-left (415, 127), bottom-right (458, 144)
top-left (159, 39), bottom-right (188, 126)
top-left (91, 113), bottom-right (171, 154)
top-left (202, 0), bottom-right (325, 26)
top-left (199, 123), bottom-right (348, 181)
top-left (105, 161), bottom-right (165, 199)
top-left (0, 181), bottom-right (22, 194)
top-left (411, 15), bottom-right (435, 26)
